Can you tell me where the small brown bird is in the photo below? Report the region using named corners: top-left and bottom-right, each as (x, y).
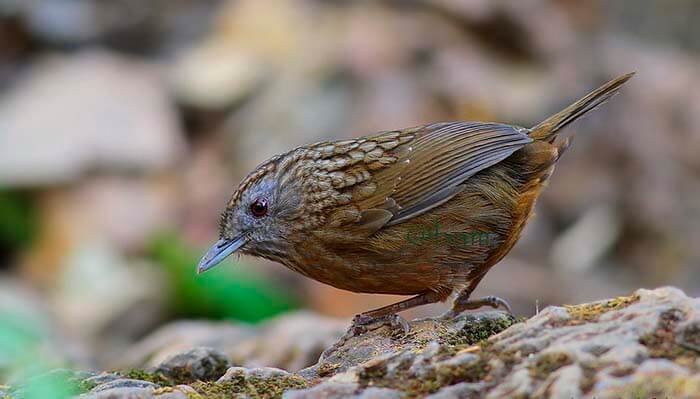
top-left (198, 73), bottom-right (633, 329)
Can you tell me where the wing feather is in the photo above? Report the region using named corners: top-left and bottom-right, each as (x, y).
top-left (306, 121), bottom-right (532, 237)
top-left (386, 122), bottom-right (531, 225)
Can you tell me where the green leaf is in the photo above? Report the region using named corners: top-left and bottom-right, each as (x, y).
top-left (147, 232), bottom-right (298, 323)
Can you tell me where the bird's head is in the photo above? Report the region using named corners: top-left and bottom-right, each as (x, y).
top-left (197, 160), bottom-right (305, 273)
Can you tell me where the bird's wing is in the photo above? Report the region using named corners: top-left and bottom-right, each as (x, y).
top-left (389, 122), bottom-right (531, 224)
top-left (306, 122), bottom-right (531, 238)
top-left (352, 122), bottom-right (532, 233)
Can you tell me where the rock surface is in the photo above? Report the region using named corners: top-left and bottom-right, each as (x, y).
top-left (4, 287), bottom-right (700, 398)
top-left (114, 311), bottom-right (347, 373)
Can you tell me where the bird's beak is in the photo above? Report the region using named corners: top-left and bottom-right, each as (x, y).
top-left (197, 236), bottom-right (247, 274)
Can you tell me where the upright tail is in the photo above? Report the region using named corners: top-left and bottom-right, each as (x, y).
top-left (529, 72), bottom-right (635, 141)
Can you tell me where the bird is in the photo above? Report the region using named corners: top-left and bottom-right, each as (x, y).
top-left (197, 73), bottom-right (634, 331)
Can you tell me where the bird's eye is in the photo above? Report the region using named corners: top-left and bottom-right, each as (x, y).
top-left (250, 198), bottom-right (268, 218)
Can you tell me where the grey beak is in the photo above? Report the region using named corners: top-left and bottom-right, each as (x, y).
top-left (197, 236), bottom-right (247, 274)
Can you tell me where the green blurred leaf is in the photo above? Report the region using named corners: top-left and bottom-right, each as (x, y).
top-left (0, 191), bottom-right (37, 252)
top-left (0, 313), bottom-right (81, 398)
top-left (14, 371), bottom-right (80, 399)
top-left (148, 232), bottom-right (298, 323)
top-left (0, 312), bottom-right (42, 364)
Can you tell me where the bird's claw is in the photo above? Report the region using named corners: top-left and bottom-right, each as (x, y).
top-left (443, 295), bottom-right (513, 319)
top-left (480, 295), bottom-right (513, 314)
top-left (351, 313), bottom-right (410, 336)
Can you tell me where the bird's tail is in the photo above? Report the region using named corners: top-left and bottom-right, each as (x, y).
top-left (529, 72), bottom-right (635, 141)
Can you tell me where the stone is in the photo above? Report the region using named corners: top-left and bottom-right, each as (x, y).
top-left (91, 379), bottom-right (160, 392)
top-left (117, 312), bottom-right (345, 373)
top-left (232, 311), bottom-right (347, 371)
top-left (83, 386), bottom-right (156, 399)
top-left (282, 382), bottom-right (359, 399)
top-left (154, 347), bottom-right (231, 384)
top-left (114, 321), bottom-right (254, 369)
top-left (0, 51), bottom-right (185, 187)
top-left (6, 287), bottom-right (700, 398)
top-left (218, 366), bottom-right (291, 382)
top-left (82, 372), bottom-right (122, 388)
top-left (425, 382), bottom-right (488, 399)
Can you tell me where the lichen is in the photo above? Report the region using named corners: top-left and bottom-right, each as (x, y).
top-left (564, 294), bottom-right (639, 322)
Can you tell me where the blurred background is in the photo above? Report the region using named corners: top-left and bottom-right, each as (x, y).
top-left (1, 0), bottom-right (699, 391)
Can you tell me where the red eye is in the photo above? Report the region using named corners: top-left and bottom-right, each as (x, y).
top-left (250, 198), bottom-right (268, 218)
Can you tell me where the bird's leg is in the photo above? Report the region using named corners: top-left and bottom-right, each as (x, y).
top-left (443, 274), bottom-right (513, 318)
top-left (320, 292), bottom-right (442, 360)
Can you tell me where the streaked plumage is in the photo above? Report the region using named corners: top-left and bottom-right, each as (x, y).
top-left (200, 73), bottom-right (634, 322)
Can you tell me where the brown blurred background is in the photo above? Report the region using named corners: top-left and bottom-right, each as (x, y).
top-left (1, 0), bottom-right (699, 380)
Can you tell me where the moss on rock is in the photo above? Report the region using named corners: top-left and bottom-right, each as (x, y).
top-left (564, 294), bottom-right (639, 322)
top-left (189, 374), bottom-right (308, 399)
top-left (639, 308), bottom-right (699, 370)
top-left (612, 375), bottom-right (700, 399)
top-left (529, 352), bottom-right (573, 379)
top-left (456, 313), bottom-right (522, 346)
top-left (120, 369), bottom-right (172, 386)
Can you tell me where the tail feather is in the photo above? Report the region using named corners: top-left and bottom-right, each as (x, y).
top-left (529, 72), bottom-right (635, 141)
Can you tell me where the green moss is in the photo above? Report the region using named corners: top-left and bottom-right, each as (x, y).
top-left (122, 366), bottom-right (237, 390)
top-left (76, 379), bottom-right (100, 393)
top-left (564, 294), bottom-right (639, 322)
top-left (189, 375), bottom-right (308, 399)
top-left (456, 314), bottom-right (522, 346)
top-left (188, 381), bottom-right (239, 398)
top-left (529, 352), bottom-right (572, 379)
top-left (120, 369), bottom-right (172, 386)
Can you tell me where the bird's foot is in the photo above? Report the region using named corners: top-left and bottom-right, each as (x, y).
top-left (442, 295), bottom-right (513, 319)
top-left (351, 313), bottom-right (411, 336)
